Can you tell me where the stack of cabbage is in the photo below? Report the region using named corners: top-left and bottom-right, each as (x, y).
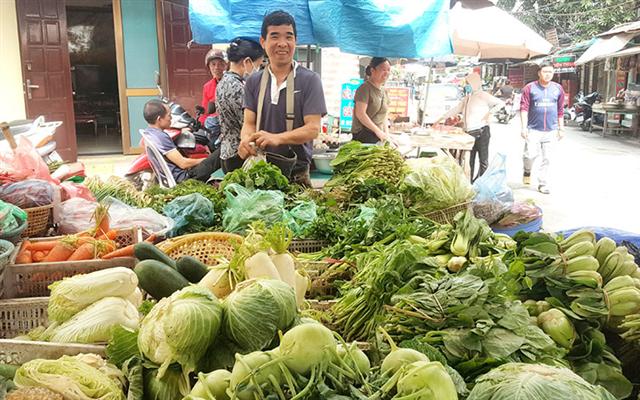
top-left (104, 277), bottom-right (300, 399)
top-left (26, 267), bottom-right (141, 344)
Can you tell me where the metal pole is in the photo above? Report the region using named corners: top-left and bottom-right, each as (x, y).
top-left (422, 57), bottom-right (434, 126)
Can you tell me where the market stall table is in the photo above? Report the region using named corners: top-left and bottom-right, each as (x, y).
top-left (590, 105), bottom-right (639, 138)
top-left (391, 127), bottom-right (476, 175)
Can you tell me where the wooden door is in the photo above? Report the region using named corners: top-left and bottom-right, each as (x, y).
top-left (161, 0), bottom-right (210, 114)
top-left (16, 0), bottom-right (77, 161)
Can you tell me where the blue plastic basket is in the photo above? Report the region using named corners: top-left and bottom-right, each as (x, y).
top-left (492, 216), bottom-right (543, 237)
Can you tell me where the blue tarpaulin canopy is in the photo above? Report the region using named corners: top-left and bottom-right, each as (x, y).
top-left (189, 0), bottom-right (452, 58)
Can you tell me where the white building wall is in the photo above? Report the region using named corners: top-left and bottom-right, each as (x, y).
top-left (320, 48), bottom-right (361, 118)
top-left (0, 0), bottom-right (27, 121)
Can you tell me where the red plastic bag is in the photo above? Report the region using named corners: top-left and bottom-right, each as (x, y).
top-left (60, 182), bottom-right (96, 202)
top-left (0, 137), bottom-right (59, 184)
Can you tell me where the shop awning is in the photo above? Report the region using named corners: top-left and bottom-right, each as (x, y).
top-left (188, 0), bottom-right (453, 58)
top-left (606, 45), bottom-right (640, 58)
top-left (575, 33), bottom-right (635, 65)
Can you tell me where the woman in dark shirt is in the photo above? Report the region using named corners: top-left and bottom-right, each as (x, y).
top-left (215, 38), bottom-right (264, 173)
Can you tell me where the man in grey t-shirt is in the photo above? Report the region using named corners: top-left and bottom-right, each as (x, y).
top-left (239, 10), bottom-right (327, 186)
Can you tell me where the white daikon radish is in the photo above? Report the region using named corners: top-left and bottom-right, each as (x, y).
top-left (271, 253), bottom-right (297, 288)
top-left (244, 251), bottom-right (281, 280)
top-left (294, 270), bottom-right (309, 306)
top-left (198, 265), bottom-right (233, 298)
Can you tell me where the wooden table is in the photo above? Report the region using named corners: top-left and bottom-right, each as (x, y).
top-left (391, 128), bottom-right (476, 175)
top-left (590, 106), bottom-right (639, 138)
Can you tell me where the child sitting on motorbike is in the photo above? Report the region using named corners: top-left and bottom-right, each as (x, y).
top-left (143, 99), bottom-right (220, 183)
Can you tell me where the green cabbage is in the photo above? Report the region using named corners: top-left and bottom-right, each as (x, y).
top-left (223, 279), bottom-right (297, 352)
top-left (13, 355), bottom-right (125, 400)
top-left (138, 286), bottom-right (222, 380)
top-left (143, 365), bottom-right (188, 400)
top-left (48, 267), bottom-right (138, 323)
top-left (467, 363), bottom-right (617, 400)
top-left (40, 297), bottom-right (139, 344)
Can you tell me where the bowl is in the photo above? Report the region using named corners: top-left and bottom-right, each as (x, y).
top-left (312, 153), bottom-right (335, 175)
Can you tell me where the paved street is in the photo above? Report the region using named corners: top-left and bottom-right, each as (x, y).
top-left (488, 118), bottom-right (640, 234)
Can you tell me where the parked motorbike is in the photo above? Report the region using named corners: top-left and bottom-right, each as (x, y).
top-left (124, 88), bottom-right (216, 190)
top-left (1, 116), bottom-right (63, 163)
top-left (496, 93), bottom-right (521, 124)
top-left (577, 91), bottom-right (602, 131)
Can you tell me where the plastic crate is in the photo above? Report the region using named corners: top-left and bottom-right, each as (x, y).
top-left (0, 297), bottom-right (48, 339)
top-left (0, 240), bottom-right (15, 299)
top-left (0, 339), bottom-right (105, 365)
top-left (3, 228), bottom-right (140, 299)
top-left (425, 202), bottom-right (471, 224)
top-left (289, 239), bottom-right (329, 254)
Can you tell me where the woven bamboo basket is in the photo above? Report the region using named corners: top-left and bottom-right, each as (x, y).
top-left (158, 232), bottom-right (243, 265)
top-left (23, 204), bottom-right (53, 237)
top-left (425, 201), bottom-right (471, 225)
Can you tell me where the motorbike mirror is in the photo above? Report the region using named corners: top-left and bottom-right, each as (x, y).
top-left (154, 71), bottom-right (164, 98)
top-left (207, 101), bottom-right (216, 114)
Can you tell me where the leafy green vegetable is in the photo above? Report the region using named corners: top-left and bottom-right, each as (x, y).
top-left (220, 160), bottom-right (289, 192)
top-left (138, 286), bottom-right (223, 380)
top-left (48, 267), bottom-right (139, 324)
top-left (402, 156), bottom-right (475, 214)
top-left (222, 184), bottom-right (285, 234)
top-left (14, 355), bottom-right (125, 400)
top-left (223, 278), bottom-right (297, 352)
top-left (467, 363), bottom-right (617, 400)
top-left (39, 297), bottom-right (139, 344)
top-left (143, 365), bottom-right (189, 400)
top-left (106, 326), bottom-right (140, 369)
top-left (325, 141), bottom-right (406, 205)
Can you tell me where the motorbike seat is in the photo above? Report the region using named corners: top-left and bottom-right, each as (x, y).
top-left (140, 129), bottom-right (177, 189)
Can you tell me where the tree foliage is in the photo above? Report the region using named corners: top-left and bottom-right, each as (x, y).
top-left (496, 0), bottom-right (639, 43)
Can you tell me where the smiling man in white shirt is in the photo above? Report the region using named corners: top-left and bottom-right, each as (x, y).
top-left (436, 73), bottom-right (504, 182)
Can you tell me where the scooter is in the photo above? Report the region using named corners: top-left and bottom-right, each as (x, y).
top-left (1, 117), bottom-right (86, 181)
top-left (1, 116), bottom-right (63, 163)
top-left (124, 92), bottom-right (215, 190)
top-left (496, 93), bottom-right (521, 124)
top-left (578, 91), bottom-right (603, 131)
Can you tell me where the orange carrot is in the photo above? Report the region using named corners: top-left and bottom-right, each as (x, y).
top-left (21, 240), bottom-right (31, 252)
top-left (97, 230), bottom-right (118, 241)
top-left (43, 242), bottom-right (76, 262)
top-left (28, 241), bottom-right (58, 252)
top-left (101, 244), bottom-right (135, 259)
top-left (16, 250), bottom-right (32, 264)
top-left (32, 251), bottom-right (46, 262)
top-left (145, 234), bottom-right (157, 243)
top-left (68, 242), bottom-right (97, 261)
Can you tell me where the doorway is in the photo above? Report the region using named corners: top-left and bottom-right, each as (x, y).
top-left (66, 0), bottom-right (121, 155)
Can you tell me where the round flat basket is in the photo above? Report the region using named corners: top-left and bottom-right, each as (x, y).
top-left (159, 232), bottom-right (243, 266)
top-left (425, 202), bottom-right (471, 225)
top-left (0, 239), bottom-right (15, 299)
top-left (0, 216), bottom-right (27, 244)
top-left (23, 204), bottom-right (53, 237)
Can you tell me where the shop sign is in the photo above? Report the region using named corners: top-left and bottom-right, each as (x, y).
top-left (552, 55), bottom-right (576, 74)
top-left (339, 79), bottom-right (363, 131)
top-left (385, 87), bottom-right (410, 118)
